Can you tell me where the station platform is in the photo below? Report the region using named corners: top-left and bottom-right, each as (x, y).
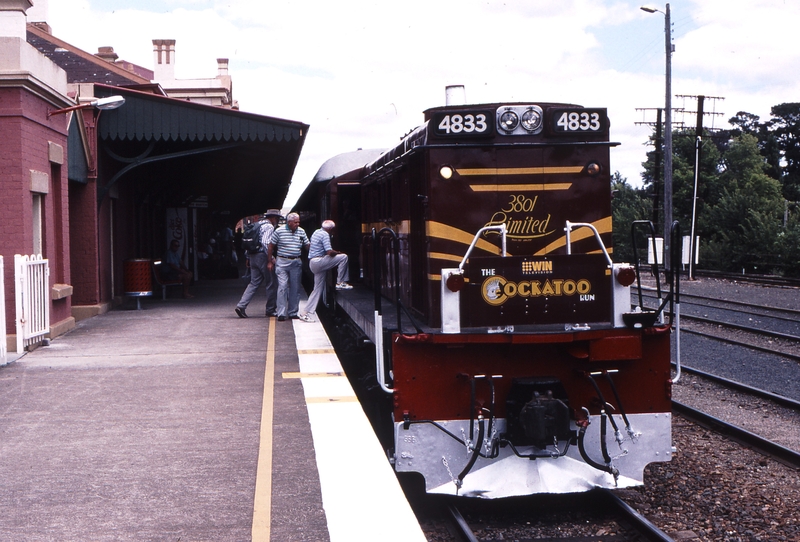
top-left (0, 278), bottom-right (426, 541)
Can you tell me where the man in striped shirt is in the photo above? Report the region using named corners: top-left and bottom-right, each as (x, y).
top-left (298, 220), bottom-right (352, 322)
top-left (267, 212), bottom-right (309, 321)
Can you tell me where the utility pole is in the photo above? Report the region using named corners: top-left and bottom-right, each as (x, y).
top-left (640, 3), bottom-right (674, 268)
top-left (634, 107), bottom-right (683, 263)
top-left (654, 109), bottom-right (662, 230)
top-left (663, 2), bottom-right (673, 270)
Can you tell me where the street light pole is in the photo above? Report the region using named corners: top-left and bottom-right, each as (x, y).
top-left (47, 95), bottom-right (126, 117)
top-left (642, 3), bottom-right (673, 269)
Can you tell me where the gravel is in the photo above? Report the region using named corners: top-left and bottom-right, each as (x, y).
top-left (622, 417), bottom-right (800, 541)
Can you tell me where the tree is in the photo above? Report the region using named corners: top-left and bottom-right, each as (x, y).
top-left (610, 172), bottom-right (651, 263)
top-left (729, 111), bottom-right (762, 136)
top-left (640, 126), bottom-right (723, 265)
top-left (776, 208), bottom-right (800, 277)
top-left (726, 111), bottom-right (781, 180)
top-left (766, 102), bottom-right (800, 200)
top-left (703, 134), bottom-right (784, 272)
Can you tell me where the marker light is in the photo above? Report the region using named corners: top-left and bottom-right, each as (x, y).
top-left (439, 165), bottom-right (454, 180)
top-left (586, 162), bottom-right (602, 176)
top-left (446, 272), bottom-right (465, 292)
top-left (615, 265), bottom-right (637, 287)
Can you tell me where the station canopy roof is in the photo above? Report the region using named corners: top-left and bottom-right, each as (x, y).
top-left (89, 84), bottom-right (308, 220)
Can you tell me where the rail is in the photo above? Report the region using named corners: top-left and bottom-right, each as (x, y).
top-left (673, 400), bottom-right (800, 469)
top-left (630, 221), bottom-right (682, 382)
top-left (457, 223), bottom-right (507, 271)
top-left (564, 221), bottom-right (613, 266)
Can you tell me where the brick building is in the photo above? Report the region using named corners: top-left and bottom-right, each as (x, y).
top-left (2, 0), bottom-right (307, 354)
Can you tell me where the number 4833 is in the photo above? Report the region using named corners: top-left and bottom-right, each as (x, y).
top-left (437, 114), bottom-right (488, 134)
top-left (556, 111), bottom-right (601, 132)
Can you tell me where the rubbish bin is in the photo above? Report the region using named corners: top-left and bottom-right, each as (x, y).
top-left (124, 259), bottom-right (153, 309)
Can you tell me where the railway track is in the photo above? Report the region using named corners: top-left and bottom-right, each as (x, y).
top-left (636, 289), bottom-right (800, 361)
top-left (694, 270), bottom-right (800, 288)
top-left (443, 489), bottom-right (674, 542)
top-left (672, 400), bottom-right (800, 469)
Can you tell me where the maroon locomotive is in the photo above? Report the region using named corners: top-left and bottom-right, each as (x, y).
top-left (295, 97), bottom-right (673, 498)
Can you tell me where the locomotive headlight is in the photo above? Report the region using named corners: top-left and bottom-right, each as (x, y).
top-left (521, 108), bottom-right (542, 132)
top-left (586, 162), bottom-right (602, 176)
top-left (499, 110), bottom-right (519, 132)
top-left (439, 165), bottom-right (454, 180)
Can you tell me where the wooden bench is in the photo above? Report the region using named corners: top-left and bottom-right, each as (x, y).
top-left (152, 260), bottom-right (183, 299)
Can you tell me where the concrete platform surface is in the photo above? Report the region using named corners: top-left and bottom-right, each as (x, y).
top-left (0, 278), bottom-right (424, 541)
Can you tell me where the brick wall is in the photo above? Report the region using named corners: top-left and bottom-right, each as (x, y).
top-left (0, 86), bottom-right (70, 336)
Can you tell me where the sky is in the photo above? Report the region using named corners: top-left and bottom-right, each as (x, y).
top-left (37, 0), bottom-right (800, 209)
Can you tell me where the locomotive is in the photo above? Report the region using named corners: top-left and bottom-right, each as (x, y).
top-left (294, 94), bottom-right (674, 498)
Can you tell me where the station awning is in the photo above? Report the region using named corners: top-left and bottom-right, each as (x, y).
top-left (90, 84), bottom-right (308, 219)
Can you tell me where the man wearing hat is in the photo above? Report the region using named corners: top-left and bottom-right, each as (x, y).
top-left (234, 209), bottom-right (282, 318)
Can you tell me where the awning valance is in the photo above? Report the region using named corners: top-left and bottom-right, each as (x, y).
top-left (95, 86), bottom-right (305, 144)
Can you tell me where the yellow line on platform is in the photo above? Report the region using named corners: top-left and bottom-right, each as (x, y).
top-left (252, 319), bottom-right (276, 541)
top-left (297, 348), bottom-right (336, 355)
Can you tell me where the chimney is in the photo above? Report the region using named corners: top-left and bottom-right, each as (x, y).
top-left (0, 0), bottom-right (33, 39)
top-left (152, 39), bottom-right (176, 81)
top-left (96, 46), bottom-right (119, 63)
top-left (445, 85), bottom-right (466, 106)
top-left (25, 0), bottom-right (49, 33)
top-left (217, 58), bottom-right (229, 76)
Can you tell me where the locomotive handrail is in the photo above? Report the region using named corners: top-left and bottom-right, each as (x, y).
top-left (670, 220), bottom-right (682, 384)
top-left (644, 221), bottom-right (680, 322)
top-left (371, 227), bottom-right (398, 394)
top-left (630, 220), bottom-right (663, 309)
top-left (373, 227), bottom-right (404, 330)
top-left (370, 227), bottom-right (424, 394)
top-left (457, 224), bottom-right (507, 272)
top-left (564, 221), bottom-right (613, 266)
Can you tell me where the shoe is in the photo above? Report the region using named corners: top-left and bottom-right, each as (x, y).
top-left (297, 313), bottom-right (314, 322)
top-left (336, 282), bottom-right (354, 290)
top-left (266, 312), bottom-right (277, 317)
top-left (235, 307), bottom-right (248, 318)
top-left (277, 316), bottom-right (286, 321)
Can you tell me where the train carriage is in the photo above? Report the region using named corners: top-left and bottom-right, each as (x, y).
top-left (295, 96), bottom-right (674, 498)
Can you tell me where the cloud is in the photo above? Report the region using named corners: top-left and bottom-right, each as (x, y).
top-left (44, 0), bottom-right (800, 206)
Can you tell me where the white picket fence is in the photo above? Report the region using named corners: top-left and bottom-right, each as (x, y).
top-left (0, 256), bottom-right (6, 365)
top-left (14, 254), bottom-right (50, 353)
